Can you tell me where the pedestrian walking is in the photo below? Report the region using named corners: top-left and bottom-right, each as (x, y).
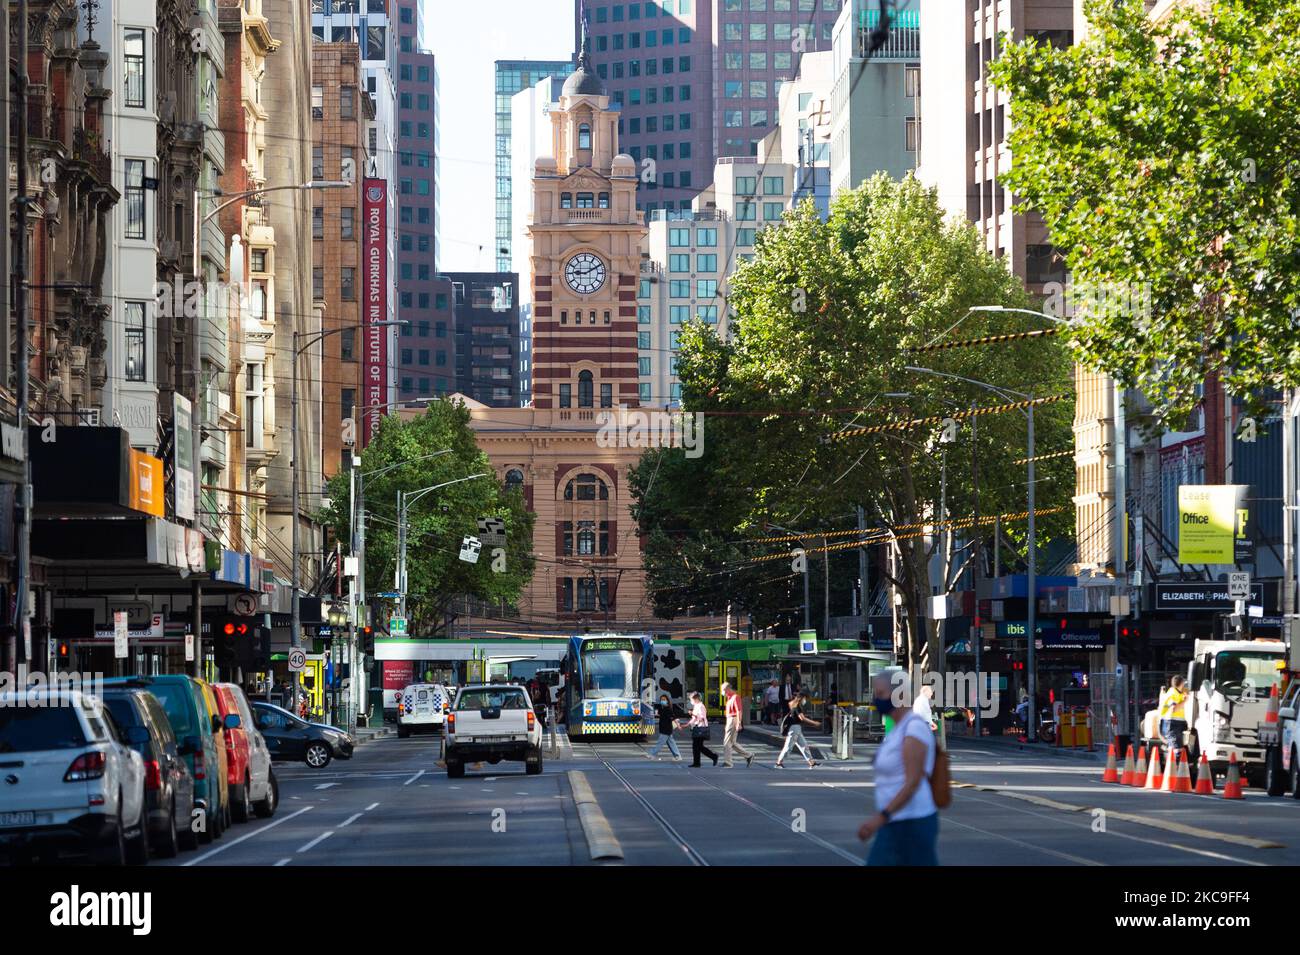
top-left (1158, 675), bottom-right (1188, 758)
top-left (721, 682), bottom-right (754, 768)
top-left (775, 692), bottom-right (819, 768)
top-left (858, 670), bottom-right (939, 866)
top-left (686, 691), bottom-right (718, 767)
top-left (913, 684), bottom-right (937, 731)
top-left (647, 693), bottom-right (683, 760)
top-left (764, 680), bottom-right (781, 725)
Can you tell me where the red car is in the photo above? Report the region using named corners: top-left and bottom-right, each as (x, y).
top-left (212, 684), bottom-right (276, 823)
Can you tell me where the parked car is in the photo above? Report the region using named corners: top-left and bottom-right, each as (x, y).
top-left (103, 675), bottom-right (230, 844)
top-left (397, 682), bottom-right (451, 738)
top-left (0, 689), bottom-right (149, 864)
top-left (213, 683), bottom-right (278, 820)
top-left (101, 687), bottom-right (197, 857)
top-left (251, 702), bottom-right (355, 768)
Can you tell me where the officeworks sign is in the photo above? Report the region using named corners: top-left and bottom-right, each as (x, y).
top-left (995, 621), bottom-right (1106, 651)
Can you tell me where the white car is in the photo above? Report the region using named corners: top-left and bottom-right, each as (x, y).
top-left (445, 684), bottom-right (544, 777)
top-left (397, 683), bottom-right (451, 738)
top-left (0, 689), bottom-right (149, 864)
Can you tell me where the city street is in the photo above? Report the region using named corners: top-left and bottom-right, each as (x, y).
top-left (165, 731), bottom-right (1300, 868)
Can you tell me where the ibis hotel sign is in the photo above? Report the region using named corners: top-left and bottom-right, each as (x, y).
top-left (1177, 484), bottom-right (1252, 565)
top-left (361, 178), bottom-right (388, 447)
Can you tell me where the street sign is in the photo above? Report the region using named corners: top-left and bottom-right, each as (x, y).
top-left (232, 593), bottom-right (258, 616)
top-left (798, 629), bottom-right (817, 654)
top-left (459, 536), bottom-right (482, 564)
top-left (1228, 572), bottom-right (1251, 600)
top-left (476, 517), bottom-right (506, 546)
top-left (389, 617), bottom-right (408, 637)
top-left (113, 611), bottom-right (129, 659)
top-left (375, 591), bottom-right (401, 599)
top-left (288, 648), bottom-right (307, 672)
top-left (184, 633), bottom-right (195, 662)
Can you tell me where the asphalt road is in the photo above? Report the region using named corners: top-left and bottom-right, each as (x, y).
top-left (161, 730), bottom-right (1300, 867)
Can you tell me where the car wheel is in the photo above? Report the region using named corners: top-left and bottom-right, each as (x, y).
top-left (154, 796), bottom-right (180, 859)
top-left (525, 748), bottom-right (543, 776)
top-left (305, 742), bottom-right (333, 769)
top-left (211, 797), bottom-right (225, 841)
top-left (180, 803), bottom-right (200, 851)
top-left (446, 759), bottom-right (465, 779)
top-left (196, 802), bottom-right (214, 844)
top-left (232, 776), bottom-right (252, 823)
top-left (1290, 747), bottom-right (1300, 800)
top-left (97, 805), bottom-right (127, 866)
top-left (1266, 746), bottom-right (1285, 797)
top-left (398, 725), bottom-right (410, 739)
top-left (255, 770), bottom-right (278, 818)
top-left (125, 798), bottom-right (150, 866)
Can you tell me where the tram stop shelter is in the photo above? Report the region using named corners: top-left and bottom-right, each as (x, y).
top-left (772, 649), bottom-right (896, 729)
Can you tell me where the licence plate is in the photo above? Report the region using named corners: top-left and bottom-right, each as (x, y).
top-left (0, 811), bottom-right (35, 828)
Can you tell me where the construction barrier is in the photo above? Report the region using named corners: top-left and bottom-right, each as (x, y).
top-left (1058, 707), bottom-right (1094, 750)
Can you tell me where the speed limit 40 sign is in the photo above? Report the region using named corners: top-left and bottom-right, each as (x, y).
top-left (288, 648), bottom-right (307, 672)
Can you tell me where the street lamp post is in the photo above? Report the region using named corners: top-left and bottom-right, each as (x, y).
top-left (906, 365), bottom-right (1039, 742)
top-left (394, 473), bottom-right (491, 620)
top-left (291, 320), bottom-right (405, 716)
top-left (192, 180), bottom-right (348, 278)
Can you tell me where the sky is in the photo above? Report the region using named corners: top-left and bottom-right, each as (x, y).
top-left (427, 0), bottom-right (575, 272)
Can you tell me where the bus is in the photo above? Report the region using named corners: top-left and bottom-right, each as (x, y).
top-left (562, 634), bottom-right (655, 738)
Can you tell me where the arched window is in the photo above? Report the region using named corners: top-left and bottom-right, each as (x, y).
top-left (578, 123), bottom-right (592, 149)
top-left (505, 468), bottom-right (524, 490)
top-left (578, 370), bottom-right (594, 408)
top-left (564, 473), bottom-right (609, 501)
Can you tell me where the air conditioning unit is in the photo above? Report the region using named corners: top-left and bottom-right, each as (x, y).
top-left (76, 407), bottom-right (101, 427)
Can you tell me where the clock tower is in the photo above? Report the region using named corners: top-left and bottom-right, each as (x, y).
top-left (528, 29), bottom-right (644, 411)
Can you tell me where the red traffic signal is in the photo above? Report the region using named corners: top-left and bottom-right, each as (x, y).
top-left (222, 621), bottom-right (249, 637)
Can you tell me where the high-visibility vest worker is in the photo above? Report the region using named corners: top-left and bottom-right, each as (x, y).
top-left (1158, 684), bottom-right (1186, 721)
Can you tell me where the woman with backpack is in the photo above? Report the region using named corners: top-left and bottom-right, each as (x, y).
top-left (857, 669), bottom-right (944, 866)
top-left (774, 691), bottom-right (819, 768)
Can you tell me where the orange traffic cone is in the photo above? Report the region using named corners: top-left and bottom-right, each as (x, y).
top-left (1102, 743), bottom-right (1121, 783)
top-left (1145, 746), bottom-right (1164, 789)
top-left (1222, 752), bottom-right (1244, 799)
top-left (1120, 744), bottom-right (1136, 785)
top-left (1160, 747), bottom-right (1176, 791)
top-left (1264, 684), bottom-right (1280, 726)
top-left (1131, 745), bottom-right (1148, 787)
top-left (1194, 752), bottom-right (1214, 794)
top-left (1173, 750), bottom-right (1194, 793)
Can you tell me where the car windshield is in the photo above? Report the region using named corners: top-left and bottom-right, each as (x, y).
top-left (0, 706), bottom-right (87, 752)
top-left (257, 704), bottom-right (304, 728)
top-left (457, 689), bottom-right (529, 711)
top-left (149, 682), bottom-right (197, 737)
top-left (582, 648), bottom-right (641, 700)
top-left (1215, 652), bottom-right (1283, 699)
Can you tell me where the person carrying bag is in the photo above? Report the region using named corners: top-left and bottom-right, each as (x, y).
top-left (685, 691), bottom-right (718, 767)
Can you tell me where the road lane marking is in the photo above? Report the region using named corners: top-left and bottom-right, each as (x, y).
top-left (314, 783), bottom-right (339, 790)
top-left (274, 858), bottom-right (292, 867)
top-left (403, 770), bottom-right (425, 786)
top-left (182, 806), bottom-right (315, 866)
top-left (339, 812), bottom-right (363, 827)
top-left (958, 791), bottom-right (1266, 866)
top-left (297, 831), bottom-right (334, 853)
top-left (961, 784), bottom-right (1284, 849)
top-left (366, 802), bottom-right (380, 811)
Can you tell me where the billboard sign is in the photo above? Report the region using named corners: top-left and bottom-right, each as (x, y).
top-left (1177, 484), bottom-right (1251, 564)
top-left (362, 178), bottom-right (389, 446)
top-left (174, 394), bottom-right (195, 521)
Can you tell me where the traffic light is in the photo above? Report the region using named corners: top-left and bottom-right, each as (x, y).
top-left (360, 625), bottom-right (374, 656)
top-left (1119, 623), bottom-right (1144, 640)
top-left (57, 641), bottom-right (70, 667)
top-left (212, 615), bottom-right (269, 670)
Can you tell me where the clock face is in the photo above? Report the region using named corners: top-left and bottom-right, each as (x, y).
top-left (565, 253), bottom-right (607, 295)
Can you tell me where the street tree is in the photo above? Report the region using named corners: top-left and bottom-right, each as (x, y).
top-left (638, 174), bottom-right (1075, 670)
top-left (990, 0), bottom-right (1300, 424)
top-left (320, 400), bottom-right (535, 636)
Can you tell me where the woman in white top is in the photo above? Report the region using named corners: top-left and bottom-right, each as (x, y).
top-left (685, 691), bottom-right (719, 768)
top-left (858, 670), bottom-right (938, 865)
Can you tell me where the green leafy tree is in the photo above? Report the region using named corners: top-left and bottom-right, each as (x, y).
top-left (636, 175), bottom-right (1076, 669)
top-left (320, 401), bottom-right (534, 636)
top-left (990, 0), bottom-right (1300, 423)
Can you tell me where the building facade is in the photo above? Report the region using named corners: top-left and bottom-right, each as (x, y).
top-left (441, 273), bottom-right (519, 408)
top-left (497, 60), bottom-right (574, 273)
top-left (395, 276), bottom-right (455, 401)
top-left (579, 0), bottom-right (843, 215)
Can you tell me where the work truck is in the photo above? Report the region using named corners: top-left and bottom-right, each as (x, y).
top-left (444, 683), bottom-right (543, 778)
top-left (1142, 638), bottom-right (1286, 784)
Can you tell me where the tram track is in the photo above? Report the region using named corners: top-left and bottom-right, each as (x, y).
top-left (582, 740), bottom-right (863, 866)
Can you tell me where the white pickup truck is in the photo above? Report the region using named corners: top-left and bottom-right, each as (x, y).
top-left (445, 684), bottom-right (543, 778)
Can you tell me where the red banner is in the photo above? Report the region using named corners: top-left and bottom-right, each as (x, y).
top-left (362, 178), bottom-right (388, 446)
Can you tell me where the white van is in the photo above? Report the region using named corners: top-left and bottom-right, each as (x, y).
top-left (397, 683), bottom-right (451, 738)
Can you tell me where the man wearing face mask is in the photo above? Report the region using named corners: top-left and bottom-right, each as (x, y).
top-left (857, 669), bottom-right (939, 865)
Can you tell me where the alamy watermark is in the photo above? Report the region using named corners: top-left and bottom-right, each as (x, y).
top-left (596, 405), bottom-right (704, 459)
top-left (1042, 280), bottom-right (1152, 330)
top-left (0, 666), bottom-right (105, 705)
top-left (880, 668), bottom-right (1001, 719)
